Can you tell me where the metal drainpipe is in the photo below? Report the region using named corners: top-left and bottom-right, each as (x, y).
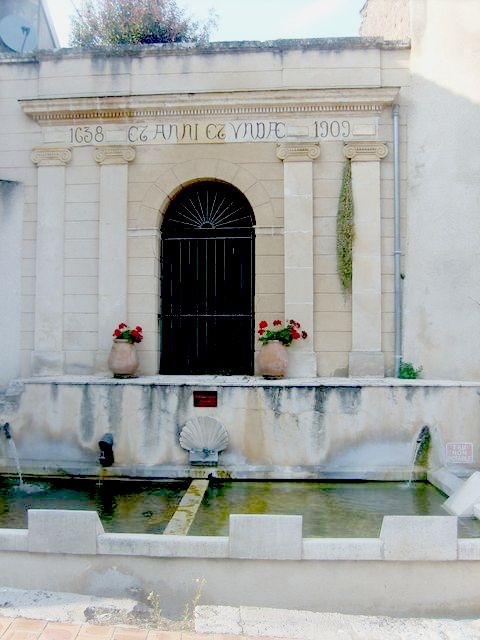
top-left (392, 104), bottom-right (402, 377)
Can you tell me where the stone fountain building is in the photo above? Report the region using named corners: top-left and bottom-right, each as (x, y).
top-left (1, 0), bottom-right (480, 477)
top-left (1, 0), bottom-right (478, 384)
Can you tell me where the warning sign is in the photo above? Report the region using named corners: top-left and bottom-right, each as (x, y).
top-left (445, 442), bottom-right (474, 464)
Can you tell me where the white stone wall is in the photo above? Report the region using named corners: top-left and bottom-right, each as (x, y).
top-left (404, 0), bottom-right (480, 379)
top-left (0, 41), bottom-right (409, 379)
top-left (0, 181), bottom-right (23, 385)
top-left (2, 509), bottom-right (480, 618)
top-left (2, 378), bottom-right (476, 478)
top-left (360, 0), bottom-right (410, 40)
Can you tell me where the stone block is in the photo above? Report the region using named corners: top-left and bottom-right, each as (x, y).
top-left (443, 471), bottom-right (480, 516)
top-left (349, 350), bottom-right (385, 377)
top-left (195, 606), bottom-right (242, 635)
top-left (97, 533), bottom-right (157, 556)
top-left (380, 515), bottom-right (457, 561)
top-left (0, 529), bottom-right (28, 551)
top-left (286, 349), bottom-right (317, 378)
top-left (428, 468), bottom-right (464, 497)
top-left (458, 539), bottom-right (480, 560)
top-left (229, 514), bottom-right (302, 560)
top-left (302, 538), bottom-right (382, 560)
top-left (154, 535), bottom-right (229, 558)
top-left (233, 167), bottom-right (258, 192)
top-left (28, 509), bottom-right (104, 554)
top-left (31, 351), bottom-right (65, 376)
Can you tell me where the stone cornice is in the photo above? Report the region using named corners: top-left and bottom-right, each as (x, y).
top-left (20, 88), bottom-right (399, 124)
top-left (343, 141), bottom-right (388, 161)
top-left (31, 147), bottom-right (72, 166)
top-left (94, 145), bottom-right (136, 165)
top-left (276, 142), bottom-right (320, 161)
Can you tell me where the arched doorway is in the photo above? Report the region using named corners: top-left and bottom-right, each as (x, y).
top-left (160, 180), bottom-right (255, 374)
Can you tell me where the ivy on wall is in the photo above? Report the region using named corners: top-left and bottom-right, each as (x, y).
top-left (336, 159), bottom-right (354, 291)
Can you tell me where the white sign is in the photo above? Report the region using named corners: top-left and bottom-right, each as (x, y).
top-left (445, 442), bottom-right (473, 464)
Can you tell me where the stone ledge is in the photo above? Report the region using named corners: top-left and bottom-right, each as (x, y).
top-left (0, 509), bottom-right (479, 564)
top-left (0, 529), bottom-right (28, 551)
top-left (302, 538), bottom-right (382, 560)
top-left (98, 532), bottom-right (229, 558)
top-left (16, 375), bottom-right (480, 388)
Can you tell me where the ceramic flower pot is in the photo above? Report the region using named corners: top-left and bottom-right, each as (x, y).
top-left (108, 339), bottom-right (139, 378)
top-left (258, 340), bottom-right (288, 379)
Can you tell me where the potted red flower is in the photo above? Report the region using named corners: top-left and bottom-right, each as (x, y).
top-left (257, 319), bottom-right (307, 378)
top-left (112, 323), bottom-right (143, 344)
top-left (108, 323), bottom-right (143, 378)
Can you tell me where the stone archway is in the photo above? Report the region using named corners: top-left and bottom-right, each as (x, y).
top-left (133, 159), bottom-right (275, 374)
top-left (160, 179), bottom-right (256, 374)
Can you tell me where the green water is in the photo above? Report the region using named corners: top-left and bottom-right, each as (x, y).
top-left (1, 477), bottom-right (479, 538)
top-left (190, 480), bottom-right (480, 538)
top-left (0, 478), bottom-right (189, 533)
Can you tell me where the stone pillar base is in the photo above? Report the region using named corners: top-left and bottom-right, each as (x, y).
top-left (94, 350), bottom-right (111, 375)
top-left (286, 349), bottom-right (317, 378)
top-left (349, 351), bottom-right (384, 377)
top-left (31, 351), bottom-right (65, 376)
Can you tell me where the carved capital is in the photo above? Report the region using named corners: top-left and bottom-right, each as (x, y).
top-left (31, 147), bottom-right (72, 166)
top-left (343, 141), bottom-right (388, 161)
top-left (94, 145), bottom-right (136, 165)
top-left (276, 142), bottom-right (320, 162)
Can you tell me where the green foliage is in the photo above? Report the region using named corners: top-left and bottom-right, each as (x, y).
top-left (70, 0), bottom-right (216, 47)
top-left (112, 322), bottom-right (143, 343)
top-left (398, 361), bottom-right (423, 379)
top-left (182, 577), bottom-right (206, 625)
top-left (147, 591), bottom-right (162, 623)
top-left (257, 319), bottom-right (308, 347)
top-left (337, 159), bottom-right (354, 291)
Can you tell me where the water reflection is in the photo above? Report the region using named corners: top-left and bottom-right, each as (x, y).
top-left (1, 478), bottom-right (479, 539)
top-left (0, 478), bottom-right (189, 533)
top-left (190, 480), bottom-right (480, 538)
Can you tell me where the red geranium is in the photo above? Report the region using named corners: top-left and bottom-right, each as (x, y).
top-left (257, 319), bottom-right (308, 347)
top-left (112, 323), bottom-right (144, 344)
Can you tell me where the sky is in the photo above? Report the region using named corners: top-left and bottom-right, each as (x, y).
top-left (44, 0), bottom-right (366, 46)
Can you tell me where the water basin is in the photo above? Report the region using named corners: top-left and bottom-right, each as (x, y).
top-left (1, 477), bottom-right (479, 538)
top-left (190, 480), bottom-right (456, 537)
top-left (0, 477), bottom-right (189, 533)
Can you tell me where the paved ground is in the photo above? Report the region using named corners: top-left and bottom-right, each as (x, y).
top-left (1, 588), bottom-right (480, 639)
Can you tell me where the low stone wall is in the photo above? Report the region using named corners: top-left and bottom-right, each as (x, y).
top-left (1, 510), bottom-right (480, 617)
top-left (1, 376), bottom-right (479, 479)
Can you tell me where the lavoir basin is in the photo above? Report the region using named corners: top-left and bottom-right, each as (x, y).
top-left (2, 476), bottom-right (479, 538)
top-left (3, 378), bottom-right (480, 616)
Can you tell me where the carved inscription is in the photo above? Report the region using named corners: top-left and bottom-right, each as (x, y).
top-left (126, 121), bottom-right (287, 143)
top-left (59, 118), bottom-right (368, 146)
top-left (69, 126), bottom-right (105, 144)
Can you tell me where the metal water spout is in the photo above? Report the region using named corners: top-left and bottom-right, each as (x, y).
top-left (98, 433), bottom-right (114, 467)
top-left (2, 423), bottom-right (11, 440)
top-left (414, 425), bottom-right (431, 464)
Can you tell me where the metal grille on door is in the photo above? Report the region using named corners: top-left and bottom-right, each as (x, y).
top-left (160, 181), bottom-right (255, 375)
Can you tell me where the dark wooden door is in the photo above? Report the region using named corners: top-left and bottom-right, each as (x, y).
top-left (160, 181), bottom-right (255, 374)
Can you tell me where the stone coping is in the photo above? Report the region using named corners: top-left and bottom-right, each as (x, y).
top-left (0, 36), bottom-right (411, 63)
top-left (0, 511), bottom-right (477, 562)
top-left (12, 375), bottom-right (480, 388)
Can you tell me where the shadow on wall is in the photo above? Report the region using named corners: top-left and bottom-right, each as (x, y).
top-left (0, 181), bottom-right (22, 386)
top-left (403, 69), bottom-right (480, 379)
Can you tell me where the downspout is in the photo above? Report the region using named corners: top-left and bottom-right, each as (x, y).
top-left (392, 104), bottom-right (402, 376)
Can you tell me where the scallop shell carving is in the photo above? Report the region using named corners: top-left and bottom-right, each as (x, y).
top-left (179, 416), bottom-right (229, 452)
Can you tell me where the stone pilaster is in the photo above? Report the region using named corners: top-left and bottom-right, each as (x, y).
top-left (276, 142), bottom-right (320, 377)
top-left (31, 147), bottom-right (72, 375)
top-left (94, 146), bottom-right (136, 371)
top-left (344, 141), bottom-right (388, 377)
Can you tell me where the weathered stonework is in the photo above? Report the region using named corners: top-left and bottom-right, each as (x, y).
top-left (1, 1), bottom-right (478, 384)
